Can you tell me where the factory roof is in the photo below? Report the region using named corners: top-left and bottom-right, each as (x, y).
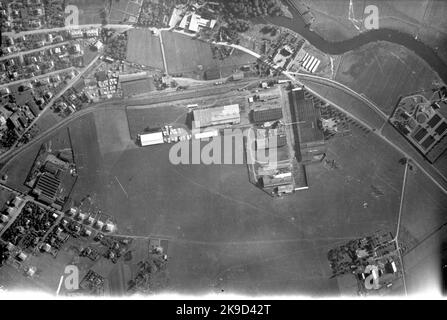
top-left (252, 107), bottom-right (283, 123)
top-left (193, 104), bottom-right (240, 128)
top-left (139, 131), bottom-right (164, 146)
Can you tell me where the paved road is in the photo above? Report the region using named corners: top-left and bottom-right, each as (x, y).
top-left (0, 42), bottom-right (70, 62)
top-left (159, 31), bottom-right (169, 75)
top-left (3, 24), bottom-right (134, 37)
top-left (0, 67), bottom-right (75, 89)
top-left (0, 54), bottom-right (100, 161)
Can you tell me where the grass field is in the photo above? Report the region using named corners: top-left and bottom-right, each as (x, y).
top-left (126, 29), bottom-right (165, 70)
top-left (335, 42), bottom-right (441, 116)
top-left (162, 31), bottom-right (257, 76)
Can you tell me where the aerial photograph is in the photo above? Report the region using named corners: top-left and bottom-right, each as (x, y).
top-left (0, 0), bottom-right (446, 301)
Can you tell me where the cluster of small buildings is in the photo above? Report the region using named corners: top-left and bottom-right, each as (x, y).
top-left (0, 68), bottom-right (80, 149)
top-left (298, 51), bottom-right (321, 73)
top-left (1, 39), bottom-right (83, 85)
top-left (390, 87), bottom-right (447, 164)
top-left (95, 70), bottom-right (119, 98)
top-left (1, 201), bottom-right (62, 254)
top-left (25, 146), bottom-right (76, 210)
top-left (1, 30), bottom-right (67, 58)
top-left (328, 231), bottom-right (401, 295)
top-left (138, 124), bottom-right (192, 147)
top-left (66, 207), bottom-right (116, 234)
top-left (68, 28), bottom-right (100, 40)
top-left (0, 0), bottom-right (47, 32)
top-left (0, 196), bottom-right (26, 235)
top-left (169, 3), bottom-right (218, 34)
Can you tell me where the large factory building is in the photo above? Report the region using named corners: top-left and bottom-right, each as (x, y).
top-left (192, 104), bottom-right (240, 128)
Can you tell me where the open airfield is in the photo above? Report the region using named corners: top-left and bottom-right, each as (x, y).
top-left (335, 42), bottom-right (441, 116)
top-left (1, 97), bottom-right (423, 295)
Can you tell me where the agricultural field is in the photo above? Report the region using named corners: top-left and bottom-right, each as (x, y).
top-left (162, 31), bottom-right (257, 78)
top-left (126, 29), bottom-right (165, 71)
top-left (335, 41), bottom-right (441, 116)
top-left (108, 0), bottom-right (143, 24)
top-left (66, 0), bottom-right (107, 25)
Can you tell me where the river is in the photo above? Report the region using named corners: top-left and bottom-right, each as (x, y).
top-left (256, 1), bottom-right (447, 83)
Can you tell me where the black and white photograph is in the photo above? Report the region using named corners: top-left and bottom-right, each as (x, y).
top-left (0, 0), bottom-right (446, 304)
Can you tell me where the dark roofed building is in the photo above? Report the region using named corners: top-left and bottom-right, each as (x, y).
top-left (427, 114), bottom-right (441, 128)
top-left (435, 122), bottom-right (447, 136)
top-left (426, 134), bottom-right (447, 163)
top-left (252, 108), bottom-right (283, 123)
top-left (27, 100), bottom-right (40, 117)
top-left (7, 111), bottom-right (23, 131)
top-left (43, 161), bottom-right (61, 175)
top-left (290, 89), bottom-right (324, 147)
top-left (33, 172), bottom-right (61, 205)
top-left (289, 88), bottom-right (326, 162)
top-left (293, 163), bottom-right (308, 190)
top-left (205, 68), bottom-right (221, 80)
top-left (412, 126), bottom-right (428, 142)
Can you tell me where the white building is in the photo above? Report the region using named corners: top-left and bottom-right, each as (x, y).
top-left (138, 132), bottom-right (165, 147)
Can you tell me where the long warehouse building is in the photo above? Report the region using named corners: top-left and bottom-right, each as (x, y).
top-left (193, 104), bottom-right (240, 128)
top-left (138, 131), bottom-right (164, 147)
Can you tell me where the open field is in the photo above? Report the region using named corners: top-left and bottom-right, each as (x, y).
top-left (399, 166), bottom-right (447, 294)
top-left (126, 29), bottom-right (165, 70)
top-left (162, 32), bottom-right (257, 77)
top-left (126, 105), bottom-right (188, 140)
top-left (297, 0), bottom-right (447, 63)
top-left (0, 102), bottom-right (404, 295)
top-left (299, 79), bottom-right (386, 129)
top-left (66, 0), bottom-right (106, 25)
top-left (335, 42), bottom-right (441, 116)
